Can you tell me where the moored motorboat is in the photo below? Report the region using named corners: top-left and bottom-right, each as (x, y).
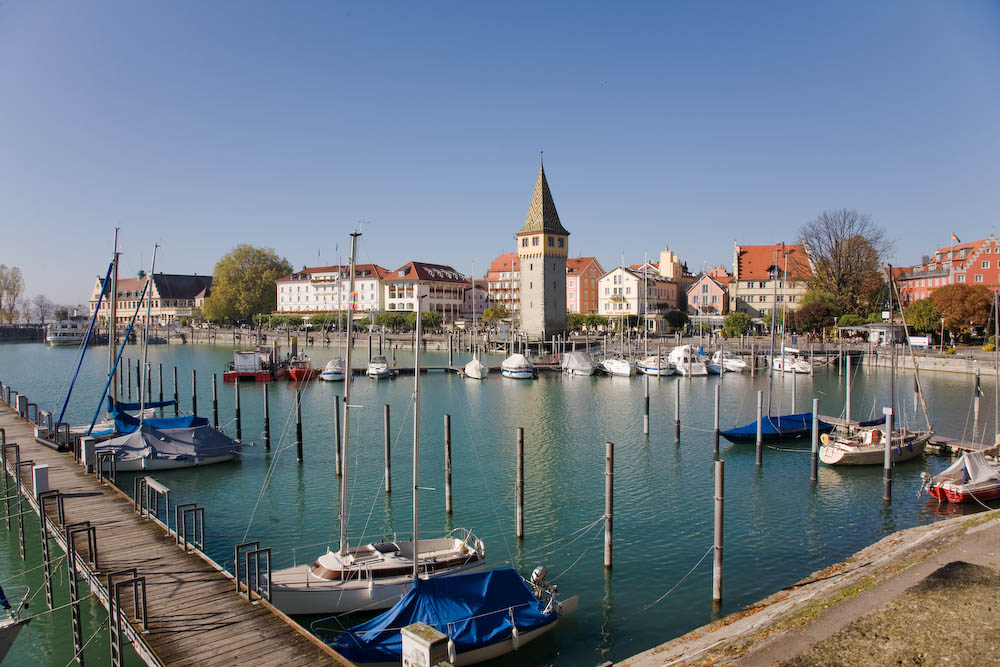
top-left (820, 428), bottom-right (932, 465)
top-left (561, 351), bottom-right (596, 376)
top-left (709, 350), bottom-right (748, 373)
top-left (320, 358), bottom-right (346, 382)
top-left (288, 355), bottom-right (314, 382)
top-left (668, 345), bottom-right (708, 376)
top-left (721, 412), bottom-right (834, 444)
top-left (45, 320), bottom-right (87, 346)
top-left (501, 354), bottom-right (536, 379)
top-left (599, 357), bottom-right (634, 377)
top-left (770, 347), bottom-right (811, 373)
top-left (920, 451), bottom-right (1000, 504)
top-left (635, 354), bottom-right (674, 376)
top-left (367, 355), bottom-right (392, 379)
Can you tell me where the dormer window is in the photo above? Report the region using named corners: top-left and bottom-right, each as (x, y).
top-left (398, 270), bottom-right (406, 277)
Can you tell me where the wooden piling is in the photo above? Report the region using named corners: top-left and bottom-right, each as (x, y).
top-left (127, 363), bottom-right (132, 400)
top-left (974, 367), bottom-right (981, 427)
top-left (158, 363), bottom-right (163, 407)
top-left (212, 373), bottom-right (219, 428)
top-left (712, 459), bottom-right (724, 602)
top-left (191, 369), bottom-right (198, 416)
top-left (383, 404), bottom-right (390, 493)
top-left (136, 359), bottom-right (141, 398)
top-left (913, 376), bottom-right (919, 413)
top-left (445, 414), bottom-right (453, 514)
top-left (448, 334), bottom-right (453, 367)
top-left (674, 381), bottom-right (681, 444)
top-left (643, 374), bottom-right (650, 435)
top-left (839, 343), bottom-right (843, 376)
top-left (263, 384), bottom-right (270, 451)
top-left (883, 407), bottom-right (893, 502)
top-left (234, 380), bottom-right (241, 440)
top-left (809, 343), bottom-right (814, 376)
top-left (791, 364), bottom-right (797, 413)
top-left (713, 385), bottom-right (720, 460)
top-left (811, 398), bottom-right (819, 481)
top-left (173, 367), bottom-right (179, 416)
top-left (516, 427), bottom-right (524, 538)
top-left (146, 363), bottom-right (152, 402)
top-left (750, 343), bottom-right (756, 378)
top-left (604, 441), bottom-right (614, 569)
top-left (755, 390), bottom-right (763, 467)
top-left (295, 393), bottom-right (303, 462)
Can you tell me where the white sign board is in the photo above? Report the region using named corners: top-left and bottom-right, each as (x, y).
top-left (881, 311), bottom-right (891, 321)
top-left (908, 336), bottom-right (930, 348)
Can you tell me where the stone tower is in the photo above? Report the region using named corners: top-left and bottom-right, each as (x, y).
top-left (516, 164), bottom-right (569, 340)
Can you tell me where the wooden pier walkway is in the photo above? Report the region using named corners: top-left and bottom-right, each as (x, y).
top-left (0, 404), bottom-right (350, 666)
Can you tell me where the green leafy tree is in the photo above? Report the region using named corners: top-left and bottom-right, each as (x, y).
top-left (837, 313), bottom-right (866, 327)
top-left (202, 245), bottom-right (292, 323)
top-left (404, 311), bottom-right (442, 330)
top-left (902, 299), bottom-right (941, 333)
top-left (567, 313), bottom-right (588, 332)
top-left (800, 289), bottom-right (842, 317)
top-left (357, 317), bottom-right (370, 329)
top-left (268, 315), bottom-right (286, 328)
top-left (585, 314), bottom-right (609, 330)
top-left (375, 312), bottom-right (407, 330)
top-left (481, 305), bottom-right (510, 326)
top-left (721, 312), bottom-right (753, 338)
top-left (285, 315), bottom-right (304, 327)
top-left (665, 310), bottom-right (689, 330)
top-left (930, 284), bottom-right (993, 334)
top-left (788, 302), bottom-right (833, 332)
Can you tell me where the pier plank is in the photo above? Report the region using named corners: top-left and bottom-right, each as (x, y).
top-left (0, 406), bottom-right (350, 666)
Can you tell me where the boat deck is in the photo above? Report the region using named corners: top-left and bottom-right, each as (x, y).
top-left (0, 404), bottom-right (349, 666)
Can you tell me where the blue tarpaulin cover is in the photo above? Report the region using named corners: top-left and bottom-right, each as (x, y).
top-left (330, 569), bottom-right (556, 664)
top-left (109, 399), bottom-right (208, 434)
top-left (720, 412), bottom-right (835, 443)
top-left (109, 397), bottom-right (177, 411)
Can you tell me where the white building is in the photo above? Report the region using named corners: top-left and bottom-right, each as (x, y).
top-left (384, 262), bottom-right (466, 324)
top-left (275, 264), bottom-right (390, 315)
top-left (462, 281), bottom-right (488, 319)
top-left (597, 266), bottom-right (679, 322)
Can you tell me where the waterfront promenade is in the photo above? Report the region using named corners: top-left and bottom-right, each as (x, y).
top-left (0, 403), bottom-right (349, 666)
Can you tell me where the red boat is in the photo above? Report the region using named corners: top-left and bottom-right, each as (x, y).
top-left (224, 345), bottom-right (283, 382)
top-left (288, 356), bottom-right (314, 382)
top-left (921, 451), bottom-right (1000, 504)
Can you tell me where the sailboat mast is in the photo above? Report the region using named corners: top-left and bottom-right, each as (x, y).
top-left (138, 244), bottom-right (158, 426)
top-left (767, 250), bottom-right (778, 415)
top-left (471, 262), bottom-right (477, 359)
top-left (888, 264), bottom-right (895, 420)
top-left (109, 228), bottom-right (119, 407)
top-left (780, 250), bottom-right (788, 365)
top-left (994, 291), bottom-right (998, 445)
top-left (643, 252), bottom-right (648, 358)
top-left (338, 231), bottom-right (360, 556)
top-left (412, 294), bottom-right (423, 581)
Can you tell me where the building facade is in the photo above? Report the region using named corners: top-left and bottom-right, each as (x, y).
top-left (597, 266), bottom-right (679, 320)
top-left (729, 243), bottom-right (812, 319)
top-left (566, 257), bottom-right (604, 314)
top-left (461, 281), bottom-right (488, 320)
top-left (90, 272), bottom-right (212, 325)
top-left (384, 262), bottom-right (466, 323)
top-left (486, 253), bottom-right (520, 314)
top-left (516, 165), bottom-right (569, 339)
top-left (275, 264), bottom-right (389, 315)
top-left (687, 267), bottom-right (732, 314)
top-left (895, 234), bottom-right (1000, 305)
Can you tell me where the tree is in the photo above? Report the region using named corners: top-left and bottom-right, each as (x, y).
top-left (902, 299), bottom-right (941, 333)
top-left (585, 314), bottom-right (609, 330)
top-left (481, 306), bottom-right (510, 327)
top-left (0, 265), bottom-right (25, 324)
top-left (930, 284), bottom-right (992, 334)
top-left (374, 312), bottom-right (407, 330)
top-left (32, 294), bottom-right (54, 324)
top-left (837, 313), bottom-right (866, 327)
top-left (800, 289), bottom-right (842, 317)
top-left (404, 311), bottom-right (442, 331)
top-left (54, 306), bottom-right (69, 321)
top-left (567, 313), bottom-right (588, 332)
top-left (800, 210), bottom-right (889, 315)
top-left (268, 315), bottom-right (286, 328)
top-left (284, 315), bottom-right (303, 327)
top-left (202, 245), bottom-right (292, 323)
top-left (665, 310), bottom-right (689, 330)
top-left (788, 302), bottom-right (833, 332)
top-left (721, 312), bottom-right (753, 338)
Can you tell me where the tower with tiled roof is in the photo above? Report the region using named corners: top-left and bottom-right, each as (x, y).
top-left (516, 163), bottom-right (569, 340)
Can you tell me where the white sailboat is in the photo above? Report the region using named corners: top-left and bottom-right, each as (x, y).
top-left (501, 353), bottom-right (535, 379)
top-left (269, 230), bottom-right (485, 616)
top-left (636, 355), bottom-right (674, 376)
top-left (464, 266), bottom-right (490, 380)
top-left (321, 264), bottom-right (347, 382)
top-left (561, 350), bottom-right (596, 375)
top-left (599, 357), bottom-right (635, 377)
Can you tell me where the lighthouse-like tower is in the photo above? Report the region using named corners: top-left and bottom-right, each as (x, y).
top-left (516, 163), bottom-right (569, 340)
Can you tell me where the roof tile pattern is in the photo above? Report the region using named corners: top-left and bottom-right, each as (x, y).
top-left (518, 166), bottom-right (569, 236)
top-left (737, 243), bottom-right (812, 280)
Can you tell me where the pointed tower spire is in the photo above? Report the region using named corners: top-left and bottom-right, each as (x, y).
top-left (519, 164), bottom-right (569, 236)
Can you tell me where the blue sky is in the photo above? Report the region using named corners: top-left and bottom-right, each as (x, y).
top-left (2, 1), bottom-right (998, 306)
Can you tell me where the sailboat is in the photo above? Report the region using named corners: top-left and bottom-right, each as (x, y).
top-left (721, 249), bottom-right (833, 443)
top-left (269, 230), bottom-right (485, 616)
top-left (93, 245), bottom-right (241, 470)
top-left (321, 265), bottom-right (348, 382)
top-left (464, 267), bottom-right (490, 380)
top-left (920, 451), bottom-right (1000, 504)
top-left (820, 265), bottom-right (933, 465)
top-left (770, 347), bottom-right (811, 374)
top-left (328, 566), bottom-right (578, 666)
top-left (0, 584), bottom-right (30, 661)
top-left (501, 353), bottom-right (535, 379)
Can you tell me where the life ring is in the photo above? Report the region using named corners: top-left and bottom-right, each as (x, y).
top-left (820, 433), bottom-right (830, 445)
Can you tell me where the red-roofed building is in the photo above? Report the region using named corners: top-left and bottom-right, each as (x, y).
top-left (384, 262), bottom-right (466, 323)
top-left (729, 243), bottom-right (812, 318)
top-left (566, 257), bottom-right (604, 314)
top-left (895, 234), bottom-right (1000, 305)
top-left (276, 264), bottom-right (390, 316)
top-left (90, 272), bottom-right (212, 325)
top-left (687, 267), bottom-right (732, 315)
top-left (486, 252), bottom-right (520, 314)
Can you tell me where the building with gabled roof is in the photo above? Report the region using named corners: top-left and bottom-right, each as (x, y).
top-left (384, 261), bottom-right (466, 324)
top-left (687, 267), bottom-right (732, 314)
top-left (895, 234), bottom-right (1000, 305)
top-left (90, 272), bottom-right (213, 325)
top-left (729, 242), bottom-right (812, 318)
top-left (566, 257), bottom-right (604, 314)
top-left (276, 263), bottom-right (390, 315)
top-left (486, 252), bottom-right (520, 314)
top-left (516, 163), bottom-right (569, 339)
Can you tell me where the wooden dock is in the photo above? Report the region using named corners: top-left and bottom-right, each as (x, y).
top-left (925, 434), bottom-right (999, 457)
top-left (0, 403), bottom-right (350, 666)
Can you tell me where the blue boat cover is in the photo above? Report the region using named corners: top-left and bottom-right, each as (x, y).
top-left (110, 401), bottom-right (208, 434)
top-left (721, 412), bottom-right (835, 443)
top-left (109, 397), bottom-right (177, 411)
top-left (330, 568), bottom-right (556, 664)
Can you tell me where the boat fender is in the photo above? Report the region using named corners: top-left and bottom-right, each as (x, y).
top-left (368, 579), bottom-right (375, 599)
top-left (820, 433), bottom-right (829, 445)
top-left (448, 638), bottom-right (457, 664)
top-left (511, 625), bottom-right (519, 650)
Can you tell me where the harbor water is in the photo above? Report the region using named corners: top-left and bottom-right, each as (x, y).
top-left (0, 341), bottom-right (993, 666)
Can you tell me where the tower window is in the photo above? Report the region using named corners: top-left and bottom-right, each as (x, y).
top-left (548, 237), bottom-right (554, 247)
top-left (558, 238), bottom-right (564, 248)
top-left (521, 238), bottom-right (528, 247)
top-left (532, 237), bottom-right (539, 246)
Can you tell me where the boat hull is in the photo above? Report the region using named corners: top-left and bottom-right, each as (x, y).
top-left (0, 618), bottom-right (27, 661)
top-left (501, 369), bottom-right (535, 379)
top-left (112, 453), bottom-right (237, 472)
top-left (820, 433), bottom-right (931, 466)
top-left (636, 364), bottom-right (673, 376)
top-left (929, 482), bottom-right (1000, 504)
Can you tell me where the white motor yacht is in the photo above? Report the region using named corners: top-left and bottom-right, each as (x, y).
top-left (771, 347), bottom-right (811, 373)
top-left (367, 355), bottom-right (392, 379)
top-left (669, 345), bottom-right (708, 376)
top-left (599, 357), bottom-right (635, 377)
top-left (320, 358), bottom-right (346, 382)
top-left (501, 353), bottom-right (536, 379)
top-left (709, 350), bottom-right (748, 373)
top-left (635, 355), bottom-right (674, 376)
